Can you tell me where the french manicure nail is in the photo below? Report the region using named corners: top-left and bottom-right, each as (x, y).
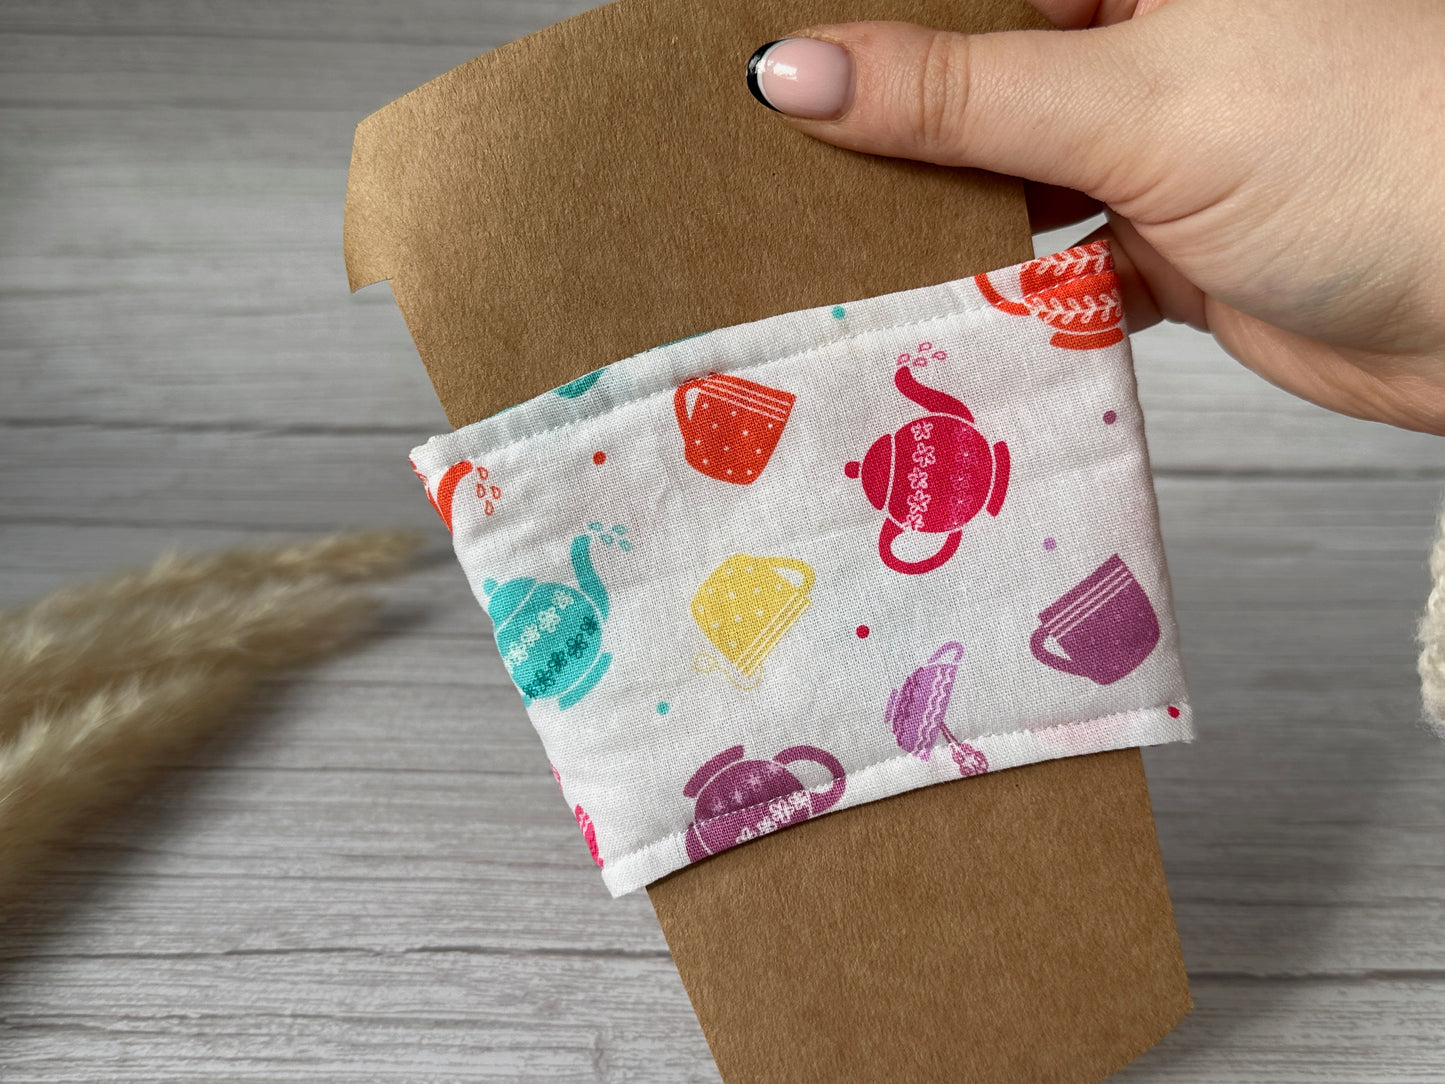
top-left (746, 38), bottom-right (855, 119)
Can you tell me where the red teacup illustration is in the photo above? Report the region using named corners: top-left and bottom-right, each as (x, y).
top-left (975, 241), bottom-right (1124, 350)
top-left (886, 642), bottom-right (990, 777)
top-left (683, 744), bottom-right (846, 862)
top-left (1030, 554), bottom-right (1160, 685)
top-left (845, 367), bottom-right (1009, 576)
top-left (674, 372), bottom-right (795, 484)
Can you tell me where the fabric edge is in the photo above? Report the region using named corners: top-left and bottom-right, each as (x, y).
top-left (408, 240), bottom-right (1117, 471)
top-left (598, 699), bottom-right (1193, 896)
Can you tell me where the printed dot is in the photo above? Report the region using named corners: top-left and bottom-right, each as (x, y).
top-left (1103, 410), bottom-right (1118, 425)
top-left (1043, 537), bottom-right (1057, 551)
top-left (592, 450), bottom-right (606, 465)
top-left (1167, 705), bottom-right (1181, 718)
top-left (831, 305), bottom-right (846, 319)
top-left (856, 625), bottom-right (870, 639)
top-left (657, 702), bottom-right (670, 715)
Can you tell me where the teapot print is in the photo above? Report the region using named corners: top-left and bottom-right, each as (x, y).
top-left (682, 744), bottom-right (847, 863)
top-left (411, 458), bottom-right (476, 533)
top-left (483, 535), bottom-right (611, 710)
top-left (845, 366), bottom-right (1010, 576)
top-left (554, 368), bottom-right (605, 399)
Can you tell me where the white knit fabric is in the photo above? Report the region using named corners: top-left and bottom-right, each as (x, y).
top-left (409, 241), bottom-right (1193, 896)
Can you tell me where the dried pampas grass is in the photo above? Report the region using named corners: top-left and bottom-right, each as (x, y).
top-left (0, 531), bottom-right (420, 908)
top-left (1421, 499), bottom-right (1445, 736)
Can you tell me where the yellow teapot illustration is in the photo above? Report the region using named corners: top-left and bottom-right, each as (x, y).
top-left (691, 554), bottom-right (815, 689)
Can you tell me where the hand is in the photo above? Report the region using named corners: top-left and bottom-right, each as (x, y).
top-left (745, 1), bottom-right (1445, 434)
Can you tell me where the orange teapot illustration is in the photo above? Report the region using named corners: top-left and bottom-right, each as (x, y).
top-left (845, 367), bottom-right (1010, 576)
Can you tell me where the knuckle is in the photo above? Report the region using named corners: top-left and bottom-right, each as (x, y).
top-left (911, 30), bottom-right (970, 155)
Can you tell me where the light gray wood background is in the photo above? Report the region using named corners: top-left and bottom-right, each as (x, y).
top-left (1, 1), bottom-right (1443, 1080)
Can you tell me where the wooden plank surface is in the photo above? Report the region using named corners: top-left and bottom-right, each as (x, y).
top-left (2, 2), bottom-right (1443, 1080)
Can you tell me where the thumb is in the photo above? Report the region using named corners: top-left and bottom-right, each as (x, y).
top-left (747, 20), bottom-right (1172, 204)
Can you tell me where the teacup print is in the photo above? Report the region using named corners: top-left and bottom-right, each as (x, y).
top-left (682, 744), bottom-right (847, 863)
top-left (886, 642), bottom-right (990, 777)
top-left (1030, 554), bottom-right (1160, 685)
top-left (573, 805), bottom-right (603, 868)
top-left (974, 240), bottom-right (1125, 351)
top-left (550, 764), bottom-right (603, 868)
top-left (691, 555), bottom-right (815, 690)
top-left (674, 372), bottom-right (795, 485)
top-left (407, 241), bottom-right (1195, 897)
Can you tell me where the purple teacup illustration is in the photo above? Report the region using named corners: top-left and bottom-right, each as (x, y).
top-left (683, 744), bottom-right (846, 863)
top-left (1030, 554), bottom-right (1160, 685)
top-left (886, 642), bottom-right (990, 777)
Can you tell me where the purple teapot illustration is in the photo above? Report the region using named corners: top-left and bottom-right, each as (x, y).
top-left (682, 744), bottom-right (846, 863)
top-left (845, 367), bottom-right (1010, 576)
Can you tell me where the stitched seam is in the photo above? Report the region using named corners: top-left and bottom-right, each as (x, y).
top-left (417, 265), bottom-right (1122, 465)
top-left (603, 699), bottom-right (1187, 873)
top-left (427, 310), bottom-right (976, 458)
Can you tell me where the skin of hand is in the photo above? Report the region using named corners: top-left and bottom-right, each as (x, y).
top-left (755, 0), bottom-right (1445, 435)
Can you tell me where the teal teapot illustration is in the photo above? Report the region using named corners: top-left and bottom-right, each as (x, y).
top-left (483, 535), bottom-right (611, 710)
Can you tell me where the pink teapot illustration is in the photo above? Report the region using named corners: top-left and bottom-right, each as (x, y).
top-left (682, 744), bottom-right (846, 863)
top-left (845, 366), bottom-right (1010, 575)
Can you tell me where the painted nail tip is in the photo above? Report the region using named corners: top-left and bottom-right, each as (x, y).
top-left (746, 40), bottom-right (783, 112)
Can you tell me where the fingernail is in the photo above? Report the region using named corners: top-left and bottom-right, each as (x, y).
top-left (746, 38), bottom-right (854, 119)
